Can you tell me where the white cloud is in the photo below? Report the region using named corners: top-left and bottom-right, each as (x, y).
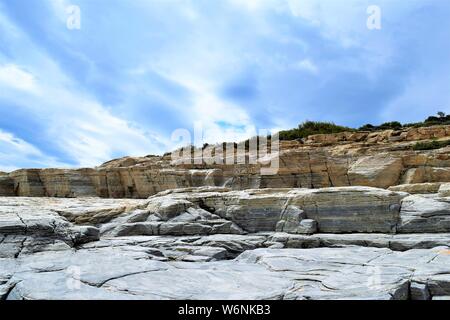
top-left (0, 64), bottom-right (38, 93)
top-left (287, 0), bottom-right (322, 25)
top-left (47, 0), bottom-right (71, 22)
top-left (0, 130), bottom-right (41, 156)
top-left (0, 0), bottom-right (439, 171)
top-left (293, 59), bottom-right (319, 74)
top-left (0, 65), bottom-right (164, 168)
top-left (228, 0), bottom-right (280, 12)
top-left (46, 94), bottom-right (166, 167)
top-left (189, 93), bottom-right (257, 144)
top-left (0, 3), bottom-right (172, 168)
top-left (146, 65), bottom-right (257, 146)
top-left (11, 78), bottom-right (168, 167)
top-left (0, 129), bottom-right (66, 171)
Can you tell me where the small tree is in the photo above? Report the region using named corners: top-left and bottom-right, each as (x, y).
top-left (437, 111), bottom-right (446, 118)
top-left (379, 121), bottom-right (402, 130)
top-left (359, 124), bottom-right (375, 131)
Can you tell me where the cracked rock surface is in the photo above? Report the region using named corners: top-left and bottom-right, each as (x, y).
top-left (1, 186), bottom-right (450, 300)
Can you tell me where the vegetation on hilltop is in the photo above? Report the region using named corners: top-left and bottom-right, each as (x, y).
top-left (279, 112), bottom-right (450, 141)
top-left (164, 112), bottom-right (450, 156)
top-left (279, 121), bottom-right (355, 141)
top-left (363, 112), bottom-right (450, 131)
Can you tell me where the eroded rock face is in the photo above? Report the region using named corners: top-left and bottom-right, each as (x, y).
top-left (0, 197), bottom-right (147, 259)
top-left (1, 125), bottom-right (450, 198)
top-left (0, 174), bottom-right (14, 196)
top-left (1, 186), bottom-right (450, 300)
top-left (348, 154), bottom-right (403, 188)
top-left (397, 194), bottom-right (450, 233)
top-left (150, 187), bottom-right (407, 234)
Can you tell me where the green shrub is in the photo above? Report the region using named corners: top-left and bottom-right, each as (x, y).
top-left (378, 121), bottom-right (403, 130)
top-left (276, 112), bottom-right (450, 142)
top-left (359, 124), bottom-right (376, 131)
top-left (360, 113), bottom-right (450, 132)
top-left (279, 121), bottom-right (354, 141)
top-left (412, 140), bottom-right (450, 150)
top-left (359, 122), bottom-right (402, 131)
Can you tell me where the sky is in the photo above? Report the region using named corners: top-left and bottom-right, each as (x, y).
top-left (1, 0), bottom-right (450, 171)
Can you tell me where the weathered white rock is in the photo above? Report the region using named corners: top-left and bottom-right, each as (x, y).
top-left (439, 183), bottom-right (450, 197)
top-left (398, 194), bottom-right (450, 233)
top-left (100, 196), bottom-right (245, 237)
top-left (147, 187), bottom-right (408, 234)
top-left (0, 205), bottom-right (99, 246)
top-left (2, 244), bottom-right (449, 300)
top-left (348, 154), bottom-right (403, 189)
top-left (389, 183), bottom-right (442, 194)
top-left (1, 187), bottom-right (450, 300)
top-left (268, 232), bottom-right (450, 251)
top-left (275, 206), bottom-right (317, 234)
top-left (288, 187), bottom-right (406, 233)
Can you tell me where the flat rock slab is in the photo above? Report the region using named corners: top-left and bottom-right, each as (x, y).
top-left (1, 189), bottom-right (450, 300)
top-left (2, 189), bottom-right (450, 237)
top-left (0, 197), bottom-right (147, 225)
top-left (269, 232), bottom-right (450, 251)
top-left (2, 244), bottom-right (450, 300)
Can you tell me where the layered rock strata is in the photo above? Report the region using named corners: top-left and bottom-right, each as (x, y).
top-left (1, 125), bottom-right (450, 198)
top-left (1, 186), bottom-right (449, 300)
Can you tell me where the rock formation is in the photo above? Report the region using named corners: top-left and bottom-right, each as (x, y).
top-left (1, 125), bottom-right (450, 300)
top-left (1, 186), bottom-right (450, 300)
top-left (0, 125), bottom-right (450, 198)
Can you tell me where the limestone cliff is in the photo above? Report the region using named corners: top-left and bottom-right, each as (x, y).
top-left (2, 125), bottom-right (450, 198)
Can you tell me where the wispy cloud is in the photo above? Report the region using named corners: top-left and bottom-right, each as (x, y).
top-left (0, 64), bottom-right (37, 93)
top-left (293, 59), bottom-right (319, 75)
top-left (0, 129), bottom-right (66, 171)
top-left (0, 0), bottom-right (449, 169)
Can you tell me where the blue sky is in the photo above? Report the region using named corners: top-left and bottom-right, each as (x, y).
top-left (1, 0), bottom-right (450, 171)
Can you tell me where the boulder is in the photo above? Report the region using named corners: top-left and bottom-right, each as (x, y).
top-left (290, 187), bottom-right (406, 233)
top-left (398, 195), bottom-right (450, 233)
top-left (348, 154), bottom-right (403, 188)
